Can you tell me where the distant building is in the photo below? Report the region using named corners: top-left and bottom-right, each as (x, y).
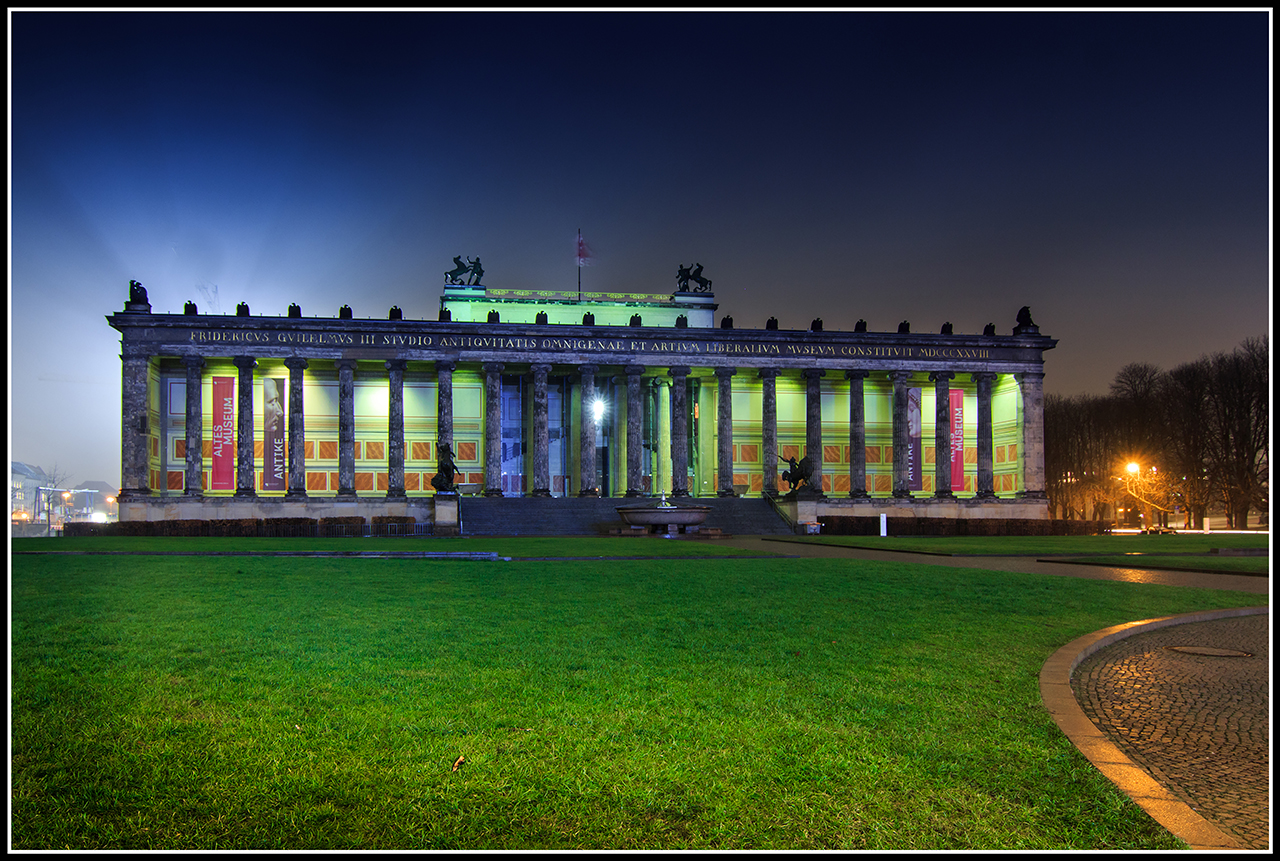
top-left (11, 461), bottom-right (49, 521)
top-left (72, 480), bottom-right (119, 521)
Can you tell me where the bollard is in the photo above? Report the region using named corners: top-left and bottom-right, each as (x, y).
top-left (880, 513), bottom-right (887, 537)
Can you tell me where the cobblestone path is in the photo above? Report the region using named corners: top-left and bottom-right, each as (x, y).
top-left (1071, 614), bottom-right (1269, 850)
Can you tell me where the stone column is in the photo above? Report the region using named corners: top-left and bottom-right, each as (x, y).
top-left (386, 359), bottom-right (407, 498)
top-left (483, 363), bottom-right (504, 496)
top-left (284, 357), bottom-right (308, 498)
top-left (530, 364), bottom-right (552, 496)
top-left (183, 356), bottom-right (205, 496)
top-left (654, 378), bottom-right (672, 496)
top-left (233, 356), bottom-right (257, 497)
top-left (714, 367), bottom-right (736, 496)
top-left (624, 365), bottom-right (645, 496)
top-left (930, 371), bottom-right (955, 498)
top-left (759, 369), bottom-right (780, 497)
top-left (803, 368), bottom-right (826, 495)
top-left (669, 366), bottom-right (691, 496)
top-left (119, 354), bottom-right (151, 499)
top-left (890, 370), bottom-right (912, 498)
top-left (335, 358), bottom-right (358, 498)
top-left (974, 372), bottom-right (997, 499)
top-left (436, 360), bottom-right (455, 461)
top-left (1016, 371), bottom-right (1047, 499)
top-left (846, 370), bottom-right (869, 498)
top-left (577, 364), bottom-right (598, 497)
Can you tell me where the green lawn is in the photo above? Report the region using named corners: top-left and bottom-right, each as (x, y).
top-left (1045, 554), bottom-right (1269, 576)
top-left (788, 533), bottom-right (1271, 557)
top-left (13, 536), bottom-right (768, 558)
top-left (10, 542), bottom-right (1267, 849)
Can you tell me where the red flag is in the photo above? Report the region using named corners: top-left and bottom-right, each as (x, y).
top-left (576, 232), bottom-right (593, 267)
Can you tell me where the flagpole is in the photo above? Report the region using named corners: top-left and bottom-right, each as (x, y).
top-left (577, 228), bottom-right (582, 303)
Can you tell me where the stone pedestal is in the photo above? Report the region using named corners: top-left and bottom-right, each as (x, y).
top-left (433, 493), bottom-right (460, 536)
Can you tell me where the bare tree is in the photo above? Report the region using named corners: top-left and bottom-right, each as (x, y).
top-left (1158, 358), bottom-right (1215, 529)
top-left (1205, 336), bottom-right (1268, 528)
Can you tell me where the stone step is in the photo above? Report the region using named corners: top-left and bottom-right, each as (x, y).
top-left (458, 496), bottom-right (793, 536)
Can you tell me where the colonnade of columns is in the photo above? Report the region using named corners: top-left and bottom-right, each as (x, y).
top-left (125, 354), bottom-right (1045, 502)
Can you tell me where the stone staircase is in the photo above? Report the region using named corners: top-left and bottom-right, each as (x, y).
top-left (457, 495), bottom-right (794, 537)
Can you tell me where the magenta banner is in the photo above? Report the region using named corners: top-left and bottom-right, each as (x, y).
top-left (949, 389), bottom-right (965, 492)
top-left (262, 377), bottom-right (286, 491)
top-left (907, 387), bottom-right (922, 491)
top-left (211, 376), bottom-right (235, 490)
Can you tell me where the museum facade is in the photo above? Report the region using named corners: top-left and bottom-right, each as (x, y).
top-left (108, 278), bottom-right (1057, 529)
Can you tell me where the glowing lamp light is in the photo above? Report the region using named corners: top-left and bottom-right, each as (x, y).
top-left (592, 399), bottom-right (606, 422)
top-left (1126, 462), bottom-right (1140, 475)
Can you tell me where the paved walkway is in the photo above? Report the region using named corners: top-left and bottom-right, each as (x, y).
top-left (721, 537), bottom-right (1271, 849)
top-left (1071, 613), bottom-right (1269, 850)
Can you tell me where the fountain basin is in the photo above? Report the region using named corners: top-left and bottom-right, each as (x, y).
top-left (616, 503), bottom-right (711, 529)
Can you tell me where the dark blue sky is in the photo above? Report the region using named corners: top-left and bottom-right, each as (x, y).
top-left (10, 10), bottom-right (1270, 487)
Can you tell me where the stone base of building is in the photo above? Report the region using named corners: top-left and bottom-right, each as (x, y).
top-left (118, 495), bottom-right (436, 526)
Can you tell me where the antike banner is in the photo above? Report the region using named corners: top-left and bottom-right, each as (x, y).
top-left (907, 387), bottom-right (923, 491)
top-left (262, 378), bottom-right (286, 491)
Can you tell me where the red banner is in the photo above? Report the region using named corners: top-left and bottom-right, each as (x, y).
top-left (262, 378), bottom-right (286, 491)
top-left (950, 389), bottom-right (965, 491)
top-left (211, 376), bottom-right (235, 490)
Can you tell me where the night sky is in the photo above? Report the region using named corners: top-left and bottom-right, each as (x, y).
top-left (9, 10), bottom-right (1270, 488)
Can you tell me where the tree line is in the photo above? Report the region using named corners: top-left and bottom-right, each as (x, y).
top-left (1044, 335), bottom-right (1268, 529)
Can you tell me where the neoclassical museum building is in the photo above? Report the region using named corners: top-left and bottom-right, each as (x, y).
top-left (108, 273), bottom-right (1057, 532)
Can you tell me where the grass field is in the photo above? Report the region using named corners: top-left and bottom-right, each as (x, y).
top-left (785, 533), bottom-right (1271, 557)
top-left (10, 538), bottom-right (1268, 850)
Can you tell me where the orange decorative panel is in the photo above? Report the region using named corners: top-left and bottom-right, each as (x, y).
top-left (365, 441), bottom-right (384, 461)
top-left (467, 472), bottom-right (483, 484)
top-left (405, 473), bottom-right (420, 491)
top-left (167, 471), bottom-right (184, 490)
top-left (885, 445), bottom-right (893, 462)
top-left (873, 475), bottom-right (892, 493)
top-left (824, 444), bottom-right (842, 464)
top-left (865, 475), bottom-right (874, 493)
top-left (924, 476), bottom-right (933, 492)
top-left (203, 440), bottom-right (212, 458)
top-left (781, 444), bottom-right (800, 461)
top-left (865, 445), bottom-right (881, 464)
top-left (353, 442), bottom-right (362, 460)
top-left (996, 445), bottom-right (1006, 463)
top-left (175, 440), bottom-right (186, 459)
top-left (1007, 444), bottom-right (1017, 461)
top-left (739, 444), bottom-right (759, 463)
top-left (355, 472), bottom-right (374, 491)
top-left (254, 440), bottom-right (263, 459)
top-left (304, 441), bottom-right (315, 460)
top-left (833, 474), bottom-right (849, 493)
top-left (377, 472), bottom-right (388, 491)
top-left (319, 440), bottom-right (338, 460)
top-left (733, 472), bottom-right (749, 488)
top-left (411, 441), bottom-right (431, 461)
top-left (822, 475), bottom-right (831, 491)
top-left (925, 446), bottom-right (935, 464)
top-left (457, 442), bottom-right (477, 461)
top-left (329, 471), bottom-right (339, 489)
top-left (307, 472), bottom-right (327, 491)
top-left (751, 473), bottom-right (763, 491)
top-left (202, 471), bottom-right (208, 490)
top-left (150, 437), bottom-right (159, 456)
top-left (965, 447), bottom-right (977, 464)
top-left (964, 475), bottom-right (973, 492)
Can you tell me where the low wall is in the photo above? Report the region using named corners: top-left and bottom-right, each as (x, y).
top-left (64, 515), bottom-right (423, 538)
